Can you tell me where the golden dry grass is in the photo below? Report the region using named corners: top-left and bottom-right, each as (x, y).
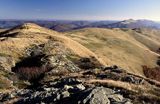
top-left (65, 28), bottom-right (160, 76)
top-left (0, 23), bottom-right (107, 91)
top-left (0, 23), bottom-right (105, 67)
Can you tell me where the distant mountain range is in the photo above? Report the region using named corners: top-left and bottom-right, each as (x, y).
top-left (0, 19), bottom-right (160, 31)
top-left (99, 19), bottom-right (160, 29)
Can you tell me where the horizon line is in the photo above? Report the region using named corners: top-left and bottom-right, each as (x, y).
top-left (0, 18), bottom-right (160, 22)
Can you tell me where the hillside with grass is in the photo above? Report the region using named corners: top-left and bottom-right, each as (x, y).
top-left (65, 28), bottom-right (160, 76)
top-left (0, 23), bottom-right (105, 90)
top-left (0, 23), bottom-right (160, 104)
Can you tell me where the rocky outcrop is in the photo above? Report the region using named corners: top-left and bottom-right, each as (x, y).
top-left (81, 87), bottom-right (132, 104)
top-left (0, 78), bottom-right (132, 104)
top-left (1, 65), bottom-right (160, 104)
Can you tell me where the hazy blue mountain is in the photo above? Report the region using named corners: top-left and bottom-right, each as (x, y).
top-left (0, 20), bottom-right (118, 31)
top-left (99, 19), bottom-right (160, 29)
top-left (0, 19), bottom-right (159, 32)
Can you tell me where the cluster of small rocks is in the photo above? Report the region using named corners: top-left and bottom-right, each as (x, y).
top-left (0, 77), bottom-right (133, 104)
top-left (0, 64), bottom-right (159, 104)
top-left (42, 54), bottom-right (81, 73)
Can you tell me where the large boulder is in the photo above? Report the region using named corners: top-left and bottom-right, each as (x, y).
top-left (81, 87), bottom-right (132, 104)
top-left (82, 87), bottom-right (111, 104)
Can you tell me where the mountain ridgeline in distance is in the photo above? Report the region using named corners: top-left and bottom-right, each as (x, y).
top-left (0, 20), bottom-right (118, 31)
top-left (99, 19), bottom-right (160, 29)
top-left (0, 19), bottom-right (160, 32)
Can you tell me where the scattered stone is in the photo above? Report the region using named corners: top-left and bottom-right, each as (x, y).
top-left (108, 94), bottom-right (123, 102)
top-left (113, 65), bottom-right (118, 69)
top-left (43, 88), bottom-right (52, 91)
top-left (64, 85), bottom-right (74, 90)
top-left (75, 84), bottom-right (85, 91)
top-left (61, 91), bottom-right (70, 98)
top-left (0, 93), bottom-right (10, 102)
top-left (54, 78), bottom-right (82, 87)
top-left (77, 57), bottom-right (101, 69)
top-left (122, 75), bottom-right (143, 84)
top-left (104, 65), bottom-right (125, 73)
top-left (42, 54), bottom-right (81, 73)
top-left (30, 48), bottom-right (44, 57)
top-left (124, 101), bottom-right (133, 104)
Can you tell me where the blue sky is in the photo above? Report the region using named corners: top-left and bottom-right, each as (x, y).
top-left (0, 0), bottom-right (160, 21)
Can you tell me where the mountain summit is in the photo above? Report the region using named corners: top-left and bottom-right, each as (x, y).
top-left (121, 19), bottom-right (137, 24)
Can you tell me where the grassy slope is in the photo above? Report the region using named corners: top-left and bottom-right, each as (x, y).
top-left (0, 24), bottom-right (106, 91)
top-left (0, 24), bottom-right (104, 64)
top-left (65, 28), bottom-right (160, 76)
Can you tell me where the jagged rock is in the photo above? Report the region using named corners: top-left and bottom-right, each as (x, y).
top-left (80, 87), bottom-right (132, 104)
top-left (75, 84), bottom-right (85, 91)
top-left (108, 94), bottom-right (124, 103)
top-left (10, 93), bottom-right (15, 98)
top-left (124, 101), bottom-right (133, 104)
top-left (43, 87), bottom-right (54, 92)
top-left (0, 93), bottom-right (10, 102)
top-left (77, 57), bottom-right (101, 69)
top-left (30, 48), bottom-right (44, 57)
top-left (112, 65), bottom-right (118, 69)
top-left (104, 65), bottom-right (118, 70)
top-left (16, 89), bottom-right (33, 96)
top-left (15, 88), bottom-right (59, 103)
top-left (82, 87), bottom-right (112, 104)
top-left (122, 75), bottom-right (144, 84)
top-left (64, 85), bottom-right (74, 90)
top-left (42, 54), bottom-right (81, 73)
top-left (61, 91), bottom-right (70, 98)
top-left (104, 65), bottom-right (126, 73)
top-left (54, 78), bottom-right (82, 88)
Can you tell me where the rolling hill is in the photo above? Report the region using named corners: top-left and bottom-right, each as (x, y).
top-left (0, 23), bottom-right (160, 104)
top-left (0, 23), bottom-right (105, 91)
top-left (0, 23), bottom-right (106, 64)
top-left (65, 28), bottom-right (160, 75)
